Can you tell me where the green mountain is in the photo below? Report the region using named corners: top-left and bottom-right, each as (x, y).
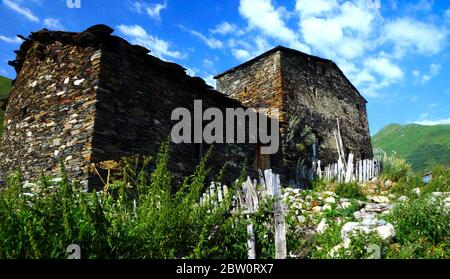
top-left (372, 123), bottom-right (450, 172)
top-left (0, 76), bottom-right (12, 136)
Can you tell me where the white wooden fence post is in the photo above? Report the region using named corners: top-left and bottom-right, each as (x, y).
top-left (345, 153), bottom-right (354, 183)
top-left (267, 170), bottom-right (287, 259)
top-left (247, 223), bottom-right (256, 259)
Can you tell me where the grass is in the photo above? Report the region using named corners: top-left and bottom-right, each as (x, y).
top-left (0, 75), bottom-right (11, 137)
top-left (372, 123), bottom-right (450, 172)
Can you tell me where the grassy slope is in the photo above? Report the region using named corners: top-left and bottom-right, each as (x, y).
top-left (372, 123), bottom-right (450, 172)
top-left (0, 76), bottom-right (12, 136)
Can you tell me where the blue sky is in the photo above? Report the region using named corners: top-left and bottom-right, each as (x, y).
top-left (0, 0), bottom-right (449, 134)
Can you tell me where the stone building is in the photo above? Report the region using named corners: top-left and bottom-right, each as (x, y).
top-left (0, 25), bottom-right (254, 188)
top-left (215, 46), bottom-right (373, 180)
top-left (0, 25), bottom-right (372, 189)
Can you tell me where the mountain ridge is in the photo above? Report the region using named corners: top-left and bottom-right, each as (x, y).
top-left (372, 123), bottom-right (450, 172)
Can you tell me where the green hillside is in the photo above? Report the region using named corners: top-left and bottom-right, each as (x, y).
top-left (372, 123), bottom-right (450, 172)
top-left (0, 76), bottom-right (12, 136)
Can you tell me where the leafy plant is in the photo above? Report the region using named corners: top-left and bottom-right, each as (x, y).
top-left (334, 182), bottom-right (365, 200)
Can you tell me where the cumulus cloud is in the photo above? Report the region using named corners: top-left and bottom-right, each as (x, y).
top-left (297, 0), bottom-right (377, 60)
top-left (364, 57), bottom-right (404, 81)
top-left (117, 24), bottom-right (184, 60)
top-left (3, 0), bottom-right (39, 22)
top-left (239, 0), bottom-right (310, 53)
top-left (382, 18), bottom-right (448, 57)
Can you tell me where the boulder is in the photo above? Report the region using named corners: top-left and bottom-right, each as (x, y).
top-left (369, 195), bottom-right (390, 204)
top-left (325, 196), bottom-right (336, 204)
top-left (316, 219), bottom-right (329, 234)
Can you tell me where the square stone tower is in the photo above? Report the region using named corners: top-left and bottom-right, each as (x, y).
top-left (215, 46), bottom-right (373, 178)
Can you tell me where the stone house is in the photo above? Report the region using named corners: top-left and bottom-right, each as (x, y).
top-left (215, 46), bottom-right (373, 180)
top-left (0, 25), bottom-right (372, 189)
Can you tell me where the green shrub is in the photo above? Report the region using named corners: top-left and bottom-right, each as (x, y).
top-left (381, 154), bottom-right (413, 182)
top-left (421, 166), bottom-right (450, 194)
top-left (335, 183), bottom-right (365, 200)
top-left (385, 194), bottom-right (449, 259)
top-left (0, 141), bottom-right (251, 259)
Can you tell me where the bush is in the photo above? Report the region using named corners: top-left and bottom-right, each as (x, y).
top-left (421, 166), bottom-right (450, 194)
top-left (0, 141), bottom-right (251, 259)
top-left (335, 182), bottom-right (365, 200)
top-left (381, 154), bottom-right (413, 182)
top-left (385, 194), bottom-right (449, 259)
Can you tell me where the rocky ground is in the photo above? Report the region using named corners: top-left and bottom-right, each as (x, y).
top-left (281, 179), bottom-right (450, 258)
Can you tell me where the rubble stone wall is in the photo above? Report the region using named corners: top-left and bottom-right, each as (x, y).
top-left (281, 50), bottom-right (373, 166)
top-left (0, 41), bottom-right (100, 187)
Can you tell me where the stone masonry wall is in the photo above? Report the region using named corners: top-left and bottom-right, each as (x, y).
top-left (90, 42), bottom-right (255, 188)
top-left (215, 51), bottom-right (285, 176)
top-left (280, 50), bottom-right (373, 166)
top-left (0, 40), bottom-right (100, 187)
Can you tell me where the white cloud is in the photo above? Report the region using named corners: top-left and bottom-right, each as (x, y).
top-left (146, 2), bottom-right (167, 20)
top-left (211, 22), bottom-right (239, 35)
top-left (3, 0), bottom-right (39, 22)
top-left (117, 24), bottom-right (184, 60)
top-left (203, 58), bottom-right (214, 69)
top-left (414, 118), bottom-right (450, 125)
top-left (43, 18), bottom-right (64, 30)
top-left (131, 1), bottom-right (167, 21)
top-left (295, 0), bottom-right (338, 18)
top-left (180, 25), bottom-right (223, 49)
top-left (297, 0), bottom-right (376, 60)
top-left (406, 0), bottom-right (433, 13)
top-left (239, 0), bottom-right (310, 53)
top-left (412, 70), bottom-right (420, 77)
top-left (0, 68), bottom-right (7, 76)
top-left (232, 48), bottom-right (251, 61)
top-left (421, 63), bottom-right (442, 84)
top-left (364, 57), bottom-right (404, 81)
top-left (382, 18), bottom-right (448, 57)
top-left (190, 30), bottom-right (223, 49)
top-left (0, 35), bottom-right (23, 44)
top-left (446, 8), bottom-right (450, 21)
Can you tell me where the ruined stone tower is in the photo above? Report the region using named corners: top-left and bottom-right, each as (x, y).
top-left (215, 46), bottom-right (373, 178)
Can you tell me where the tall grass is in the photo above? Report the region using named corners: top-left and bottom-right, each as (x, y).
top-left (0, 141), bottom-right (252, 259)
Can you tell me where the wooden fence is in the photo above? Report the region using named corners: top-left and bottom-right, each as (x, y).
top-left (200, 169), bottom-right (286, 259)
top-left (322, 155), bottom-right (382, 183)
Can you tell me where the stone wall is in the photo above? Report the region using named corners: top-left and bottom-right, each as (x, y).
top-left (281, 50), bottom-right (372, 166)
top-left (0, 39), bottom-right (100, 187)
top-left (90, 40), bottom-right (255, 188)
top-left (215, 51), bottom-right (285, 176)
